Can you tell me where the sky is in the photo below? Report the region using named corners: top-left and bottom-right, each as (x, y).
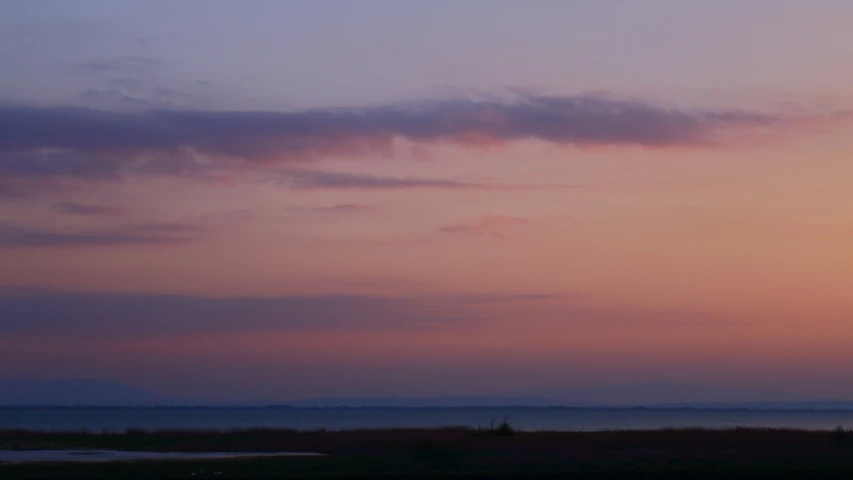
top-left (1, 0), bottom-right (853, 403)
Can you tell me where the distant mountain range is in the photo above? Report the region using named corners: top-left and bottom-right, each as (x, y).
top-left (3, 379), bottom-right (853, 410)
top-left (280, 396), bottom-right (584, 408)
top-left (274, 398), bottom-right (853, 410)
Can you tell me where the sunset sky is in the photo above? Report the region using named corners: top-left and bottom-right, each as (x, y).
top-left (2, 0), bottom-right (853, 403)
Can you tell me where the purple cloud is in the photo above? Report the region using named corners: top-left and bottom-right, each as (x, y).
top-left (0, 222), bottom-right (203, 248)
top-left (0, 288), bottom-right (481, 336)
top-left (9, 95), bottom-right (772, 154)
top-left (52, 202), bottom-right (127, 216)
top-left (0, 94), bottom-right (790, 183)
top-left (440, 214), bottom-right (531, 237)
top-left (75, 56), bottom-right (163, 73)
top-left (276, 170), bottom-right (580, 191)
top-left (0, 150), bottom-right (122, 179)
top-left (280, 170), bottom-right (476, 190)
top-left (313, 204), bottom-right (376, 213)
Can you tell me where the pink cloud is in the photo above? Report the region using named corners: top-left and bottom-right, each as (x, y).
top-left (52, 202), bottom-right (127, 216)
top-left (440, 214), bottom-right (531, 237)
top-left (277, 169), bottom-right (583, 191)
top-left (315, 204), bottom-right (376, 213)
top-left (0, 222), bottom-right (204, 249)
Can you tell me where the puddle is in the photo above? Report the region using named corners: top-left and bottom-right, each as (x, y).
top-left (0, 449), bottom-right (324, 464)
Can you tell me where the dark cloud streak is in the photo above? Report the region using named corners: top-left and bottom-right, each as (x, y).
top-left (75, 56), bottom-right (163, 73)
top-left (280, 170), bottom-right (476, 190)
top-left (277, 170), bottom-right (579, 191)
top-left (0, 223), bottom-right (202, 248)
top-left (313, 204), bottom-right (376, 213)
top-left (52, 202), bottom-right (127, 216)
top-left (0, 94), bottom-right (786, 182)
top-left (0, 289), bottom-right (477, 336)
top-left (440, 214), bottom-right (531, 236)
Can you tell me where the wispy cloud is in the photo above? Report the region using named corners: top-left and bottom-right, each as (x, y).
top-left (0, 150), bottom-right (122, 179)
top-left (0, 287), bottom-right (735, 339)
top-left (0, 94), bottom-right (800, 179)
top-left (414, 293), bottom-right (565, 304)
top-left (440, 214), bottom-right (531, 237)
top-left (312, 204), bottom-right (376, 213)
top-left (0, 180), bottom-right (31, 198)
top-left (279, 170), bottom-right (476, 190)
top-left (52, 202), bottom-right (127, 216)
top-left (1, 92), bottom-right (842, 197)
top-left (0, 223), bottom-right (202, 249)
top-left (277, 170), bottom-right (580, 191)
top-left (75, 56), bottom-right (163, 73)
top-left (0, 288), bottom-right (480, 336)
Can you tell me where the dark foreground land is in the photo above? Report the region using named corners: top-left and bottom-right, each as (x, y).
top-left (3, 427), bottom-right (853, 478)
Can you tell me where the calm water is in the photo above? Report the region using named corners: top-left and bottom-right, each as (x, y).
top-left (3, 407), bottom-right (853, 432)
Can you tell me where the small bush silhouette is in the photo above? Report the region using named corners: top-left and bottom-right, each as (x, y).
top-left (833, 425), bottom-right (850, 445)
top-left (495, 418), bottom-right (515, 436)
top-left (482, 416), bottom-right (514, 436)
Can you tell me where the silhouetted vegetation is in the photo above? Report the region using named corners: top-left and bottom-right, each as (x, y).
top-left (479, 415), bottom-right (515, 436)
top-left (833, 425), bottom-right (852, 445)
top-left (4, 427), bottom-right (853, 478)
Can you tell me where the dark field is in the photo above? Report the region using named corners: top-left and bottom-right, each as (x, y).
top-left (3, 427), bottom-right (853, 478)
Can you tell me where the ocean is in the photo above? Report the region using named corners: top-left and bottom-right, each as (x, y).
top-left (3, 407), bottom-right (853, 432)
